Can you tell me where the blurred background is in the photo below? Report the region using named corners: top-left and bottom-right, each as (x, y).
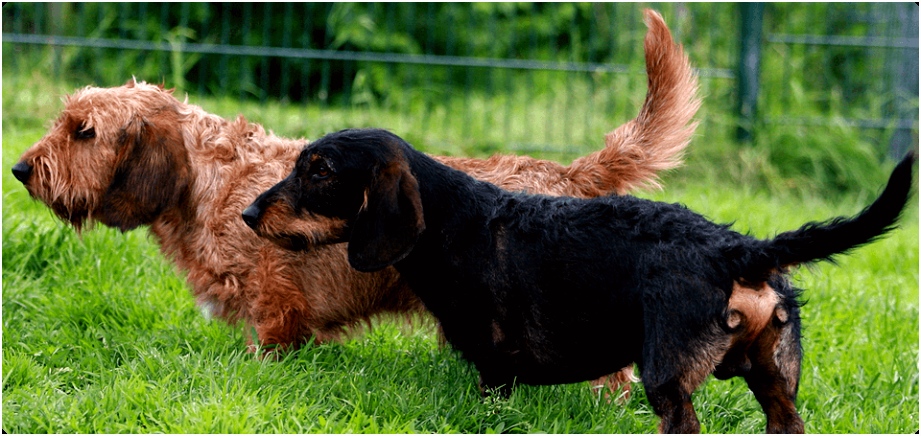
top-left (3, 2), bottom-right (918, 194)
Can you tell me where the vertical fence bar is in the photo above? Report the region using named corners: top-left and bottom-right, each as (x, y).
top-left (196, 4), bottom-right (209, 96)
top-left (585, 6), bottom-right (596, 150)
top-left (706, 3), bottom-right (720, 139)
top-left (422, 2), bottom-right (435, 134)
top-left (444, 3), bottom-right (457, 142)
top-left (485, 6), bottom-right (497, 140)
top-left (95, 4), bottom-right (105, 84)
top-left (340, 5), bottom-right (353, 110)
top-left (736, 2), bottom-right (764, 145)
top-left (13, 3), bottom-right (23, 34)
top-left (75, 3), bottom-right (86, 78)
top-left (561, 8), bottom-right (573, 151)
top-left (219, 4), bottom-right (230, 96)
top-left (890, 2), bottom-right (919, 158)
top-left (503, 6), bottom-right (515, 149)
top-left (178, 2), bottom-right (190, 93)
top-left (400, 3), bottom-right (415, 131)
top-left (544, 5), bottom-right (556, 146)
top-left (281, 2), bottom-right (293, 102)
top-left (778, 5), bottom-right (793, 114)
top-left (241, 3), bottom-right (252, 101)
top-left (601, 4), bottom-right (615, 143)
top-left (526, 3), bottom-right (537, 147)
top-left (159, 3), bottom-right (169, 77)
top-left (319, 4), bottom-right (332, 106)
top-left (260, 3), bottom-right (271, 102)
top-left (116, 3), bottom-right (128, 81)
top-left (301, 3), bottom-right (314, 103)
top-left (137, 3), bottom-right (147, 74)
top-left (384, 3), bottom-right (397, 127)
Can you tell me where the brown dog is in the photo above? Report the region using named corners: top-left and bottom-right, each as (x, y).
top-left (11, 10), bottom-right (697, 397)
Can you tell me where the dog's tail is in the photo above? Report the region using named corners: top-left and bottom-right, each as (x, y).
top-left (736, 153), bottom-right (916, 283)
top-left (566, 9), bottom-right (700, 196)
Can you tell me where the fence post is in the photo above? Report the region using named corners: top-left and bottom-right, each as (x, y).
top-left (736, 3), bottom-right (765, 145)
top-left (890, 3), bottom-right (919, 159)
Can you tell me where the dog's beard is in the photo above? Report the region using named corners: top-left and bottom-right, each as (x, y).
top-left (258, 224), bottom-right (348, 252)
top-left (34, 189), bottom-right (94, 233)
top-left (263, 232), bottom-right (313, 251)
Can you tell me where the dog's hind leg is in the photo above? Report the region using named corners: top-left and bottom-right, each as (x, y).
top-left (640, 340), bottom-right (721, 433)
top-left (742, 310), bottom-right (805, 434)
top-left (642, 369), bottom-right (706, 433)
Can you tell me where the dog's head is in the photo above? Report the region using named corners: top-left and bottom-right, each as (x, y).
top-left (11, 79), bottom-right (192, 232)
top-left (244, 128), bottom-right (425, 272)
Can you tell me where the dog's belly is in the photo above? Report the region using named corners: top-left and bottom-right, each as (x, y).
top-left (437, 306), bottom-right (642, 387)
top-left (513, 354), bottom-right (637, 386)
top-left (467, 338), bottom-right (639, 387)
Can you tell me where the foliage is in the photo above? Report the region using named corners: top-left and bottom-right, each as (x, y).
top-left (3, 3), bottom-right (910, 109)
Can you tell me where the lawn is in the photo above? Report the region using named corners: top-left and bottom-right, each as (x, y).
top-left (2, 72), bottom-right (918, 433)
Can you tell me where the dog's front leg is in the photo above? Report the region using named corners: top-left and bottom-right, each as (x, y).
top-left (477, 373), bottom-right (515, 398)
top-left (249, 291), bottom-right (314, 356)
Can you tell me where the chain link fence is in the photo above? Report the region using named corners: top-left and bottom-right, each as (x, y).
top-left (3, 3), bottom-right (917, 157)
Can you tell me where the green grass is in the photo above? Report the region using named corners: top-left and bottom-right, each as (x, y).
top-left (2, 71), bottom-right (918, 433)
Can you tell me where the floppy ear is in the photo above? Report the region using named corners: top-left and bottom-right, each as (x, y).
top-left (100, 110), bottom-right (190, 231)
top-left (348, 161), bottom-right (425, 272)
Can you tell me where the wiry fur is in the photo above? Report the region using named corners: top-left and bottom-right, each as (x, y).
top-left (243, 127), bottom-right (913, 434)
top-left (12, 8), bottom-right (696, 400)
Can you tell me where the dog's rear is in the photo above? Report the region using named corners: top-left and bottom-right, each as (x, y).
top-left (718, 152), bottom-right (915, 433)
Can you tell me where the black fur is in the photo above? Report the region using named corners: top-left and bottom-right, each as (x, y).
top-left (246, 128), bottom-right (914, 433)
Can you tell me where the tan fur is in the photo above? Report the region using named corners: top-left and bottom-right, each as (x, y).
top-left (14, 9), bottom-right (698, 397)
top-left (676, 283), bottom-right (782, 394)
top-left (727, 282), bottom-right (780, 336)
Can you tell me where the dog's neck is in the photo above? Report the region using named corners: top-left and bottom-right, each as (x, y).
top-left (402, 144), bottom-right (502, 232)
top-left (148, 111), bottom-right (304, 264)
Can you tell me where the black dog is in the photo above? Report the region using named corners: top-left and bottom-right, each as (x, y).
top-left (243, 128), bottom-right (914, 433)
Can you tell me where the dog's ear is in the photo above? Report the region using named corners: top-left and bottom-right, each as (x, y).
top-left (100, 109), bottom-right (190, 231)
top-left (348, 161), bottom-right (425, 272)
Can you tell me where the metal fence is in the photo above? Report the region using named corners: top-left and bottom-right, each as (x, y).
top-left (2, 3), bottom-right (917, 157)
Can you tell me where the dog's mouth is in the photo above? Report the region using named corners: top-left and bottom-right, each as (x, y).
top-left (14, 158), bottom-right (94, 231)
top-left (246, 208), bottom-right (351, 252)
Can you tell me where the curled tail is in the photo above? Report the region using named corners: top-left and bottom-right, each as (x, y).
top-left (739, 152), bottom-right (916, 283)
top-left (567, 9), bottom-right (701, 196)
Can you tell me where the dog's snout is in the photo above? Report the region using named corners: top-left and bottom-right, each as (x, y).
top-left (11, 161), bottom-right (32, 183)
top-left (242, 204), bottom-right (262, 229)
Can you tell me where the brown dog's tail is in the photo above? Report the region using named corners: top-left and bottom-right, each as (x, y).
top-left (567, 9), bottom-right (700, 196)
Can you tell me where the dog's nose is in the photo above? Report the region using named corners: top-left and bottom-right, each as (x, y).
top-left (11, 161), bottom-right (32, 183)
top-left (241, 204), bottom-right (261, 230)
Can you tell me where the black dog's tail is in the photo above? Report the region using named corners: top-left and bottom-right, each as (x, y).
top-left (738, 152), bottom-right (915, 282)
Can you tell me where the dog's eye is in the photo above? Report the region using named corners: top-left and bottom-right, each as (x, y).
top-left (312, 162), bottom-right (331, 180)
top-left (74, 125), bottom-right (95, 140)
